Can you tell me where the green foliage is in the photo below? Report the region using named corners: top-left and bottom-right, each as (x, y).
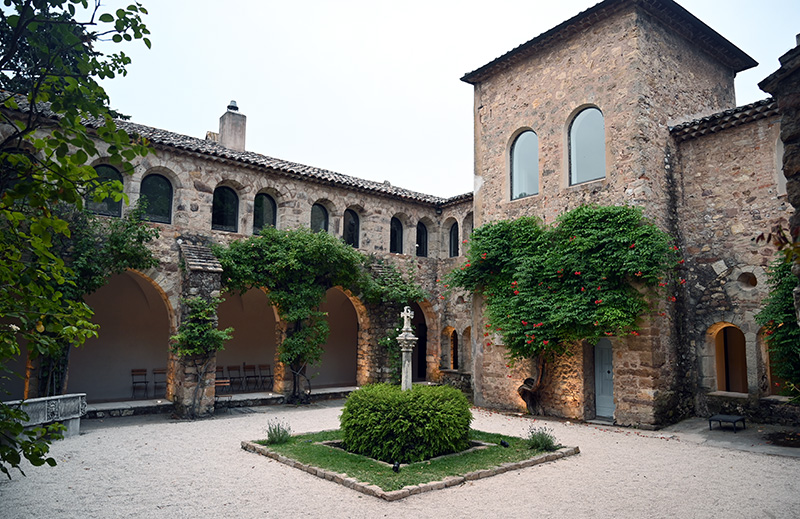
top-left (170, 297), bottom-right (233, 358)
top-left (0, 404), bottom-right (64, 479)
top-left (756, 259), bottom-right (800, 394)
top-left (0, 1), bottom-right (151, 478)
top-left (526, 425), bottom-right (559, 452)
top-left (378, 319), bottom-right (405, 384)
top-left (446, 205), bottom-right (679, 360)
top-left (214, 227), bottom-right (423, 371)
top-left (360, 258), bottom-right (426, 307)
top-left (264, 418), bottom-right (292, 445)
top-left (339, 384), bottom-right (472, 464)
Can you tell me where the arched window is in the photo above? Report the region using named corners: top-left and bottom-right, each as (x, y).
top-left (343, 209), bottom-right (359, 247)
top-left (510, 130), bottom-right (539, 199)
top-left (449, 222), bottom-right (459, 257)
top-left (714, 326), bottom-right (748, 393)
top-left (212, 186), bottom-right (239, 232)
top-left (416, 222), bottom-right (428, 257)
top-left (140, 174), bottom-right (172, 223)
top-left (254, 193), bottom-right (277, 233)
top-left (87, 165), bottom-right (123, 217)
top-left (390, 217), bottom-right (403, 254)
top-left (311, 203), bottom-right (328, 233)
top-left (569, 107), bottom-right (605, 185)
top-left (451, 330), bottom-right (459, 370)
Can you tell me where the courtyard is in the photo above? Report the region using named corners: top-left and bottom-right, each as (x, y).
top-left (1, 401), bottom-right (798, 518)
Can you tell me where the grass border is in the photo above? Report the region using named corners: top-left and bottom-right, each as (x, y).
top-left (241, 439), bottom-right (580, 501)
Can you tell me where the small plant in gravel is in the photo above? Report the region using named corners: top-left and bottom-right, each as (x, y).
top-left (526, 426), bottom-right (559, 452)
top-left (265, 419), bottom-right (292, 445)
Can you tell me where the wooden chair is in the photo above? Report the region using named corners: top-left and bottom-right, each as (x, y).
top-left (215, 365), bottom-right (225, 379)
top-left (227, 365), bottom-right (244, 392)
top-left (131, 369), bottom-right (148, 399)
top-left (214, 378), bottom-right (232, 411)
top-left (258, 364), bottom-right (274, 391)
top-left (243, 364), bottom-right (259, 391)
top-left (152, 368), bottom-right (167, 398)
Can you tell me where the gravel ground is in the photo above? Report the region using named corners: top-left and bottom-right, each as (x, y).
top-left (1, 401), bottom-right (798, 519)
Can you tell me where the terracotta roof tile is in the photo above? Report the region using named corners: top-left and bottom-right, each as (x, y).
top-left (669, 98), bottom-right (778, 142)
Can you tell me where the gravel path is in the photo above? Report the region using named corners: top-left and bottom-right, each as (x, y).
top-left (1, 402), bottom-right (798, 519)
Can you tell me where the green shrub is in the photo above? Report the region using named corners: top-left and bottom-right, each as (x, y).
top-left (264, 419), bottom-right (292, 445)
top-left (339, 384), bottom-right (472, 464)
top-left (526, 425), bottom-right (559, 452)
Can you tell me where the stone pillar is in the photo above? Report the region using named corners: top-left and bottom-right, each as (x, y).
top-left (759, 35), bottom-right (800, 328)
top-left (398, 306), bottom-right (417, 391)
top-left (172, 242), bottom-right (223, 418)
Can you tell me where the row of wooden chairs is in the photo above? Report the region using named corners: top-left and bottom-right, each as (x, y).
top-left (215, 364), bottom-right (273, 393)
top-left (131, 368), bottom-right (167, 399)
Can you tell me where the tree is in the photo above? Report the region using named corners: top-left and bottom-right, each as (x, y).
top-left (0, 1), bottom-right (150, 478)
top-left (214, 227), bottom-right (424, 403)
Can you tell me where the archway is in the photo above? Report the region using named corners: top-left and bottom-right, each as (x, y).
top-left (410, 301), bottom-right (428, 381)
top-left (217, 289), bottom-right (278, 388)
top-left (714, 325), bottom-right (748, 393)
top-left (68, 271), bottom-right (172, 402)
top-left (308, 287), bottom-right (358, 387)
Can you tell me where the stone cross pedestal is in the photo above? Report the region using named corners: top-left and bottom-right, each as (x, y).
top-left (398, 306), bottom-right (418, 391)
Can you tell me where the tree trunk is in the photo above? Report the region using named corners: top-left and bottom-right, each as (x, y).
top-left (517, 354), bottom-right (546, 415)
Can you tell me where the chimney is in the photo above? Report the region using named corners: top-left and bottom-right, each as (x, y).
top-left (218, 100), bottom-right (246, 151)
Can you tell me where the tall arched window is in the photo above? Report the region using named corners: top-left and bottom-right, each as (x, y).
top-left (390, 217), bottom-right (403, 254)
top-left (451, 330), bottom-right (459, 370)
top-left (416, 222), bottom-right (428, 257)
top-left (569, 107), bottom-right (605, 185)
top-left (311, 203), bottom-right (328, 232)
top-left (140, 174), bottom-right (172, 223)
top-left (212, 186), bottom-right (239, 232)
top-left (87, 165), bottom-right (123, 217)
top-left (449, 222), bottom-right (459, 257)
top-left (254, 193), bottom-right (277, 233)
top-left (510, 130), bottom-right (539, 199)
top-left (343, 209), bottom-right (359, 247)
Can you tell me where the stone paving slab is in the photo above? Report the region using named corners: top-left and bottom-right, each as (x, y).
top-left (241, 439), bottom-right (580, 501)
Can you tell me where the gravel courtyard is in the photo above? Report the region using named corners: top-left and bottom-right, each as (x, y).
top-left (1, 401), bottom-right (798, 519)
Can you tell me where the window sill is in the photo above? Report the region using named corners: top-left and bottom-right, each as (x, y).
top-left (707, 390), bottom-right (749, 399)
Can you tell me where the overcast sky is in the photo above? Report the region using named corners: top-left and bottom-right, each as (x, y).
top-left (101, 0), bottom-right (800, 198)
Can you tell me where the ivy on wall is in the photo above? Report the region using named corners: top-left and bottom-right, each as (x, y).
top-left (446, 205), bottom-right (680, 360)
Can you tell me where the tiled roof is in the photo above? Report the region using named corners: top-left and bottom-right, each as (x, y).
top-left (669, 98), bottom-right (779, 142)
top-left (116, 120), bottom-right (457, 205)
top-left (1, 90), bottom-right (474, 206)
top-left (461, 0), bottom-right (757, 85)
top-left (179, 244), bottom-right (223, 272)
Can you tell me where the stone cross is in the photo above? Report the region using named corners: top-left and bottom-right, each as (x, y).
top-left (397, 306), bottom-right (418, 391)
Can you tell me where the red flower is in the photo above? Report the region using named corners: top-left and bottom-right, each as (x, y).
top-left (673, 246), bottom-right (679, 251)
top-left (574, 271), bottom-right (581, 276)
top-left (595, 299), bottom-right (603, 304)
top-left (462, 239), bottom-right (468, 244)
top-left (669, 296), bottom-right (677, 302)
top-left (678, 259), bottom-right (685, 264)
top-left (630, 243), bottom-right (636, 248)
top-left (594, 321), bottom-right (599, 326)
top-left (526, 339), bottom-right (533, 344)
top-left (513, 290), bottom-right (519, 295)
top-left (511, 281), bottom-right (518, 286)
top-left (597, 286), bottom-right (602, 290)
top-left (485, 324), bottom-right (491, 328)
top-left (581, 287), bottom-right (585, 292)
top-left (543, 340), bottom-right (549, 345)
top-left (465, 263), bottom-right (471, 267)
top-left (439, 295), bottom-right (445, 300)
top-left (521, 320), bottom-right (528, 325)
top-left (679, 278), bottom-right (686, 285)
top-left (658, 282), bottom-right (667, 287)
top-left (484, 332), bottom-right (489, 337)
top-left (605, 332), bottom-right (613, 336)
top-left (635, 271), bottom-right (642, 277)
top-left (631, 331), bottom-right (640, 336)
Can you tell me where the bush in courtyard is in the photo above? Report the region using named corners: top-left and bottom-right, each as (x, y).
top-left (340, 384), bottom-right (472, 464)
top-left (526, 425), bottom-right (559, 452)
top-left (264, 419), bottom-right (292, 445)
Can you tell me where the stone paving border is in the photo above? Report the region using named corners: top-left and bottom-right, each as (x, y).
top-left (241, 440), bottom-right (580, 501)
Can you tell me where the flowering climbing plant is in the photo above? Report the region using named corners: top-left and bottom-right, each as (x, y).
top-left (446, 205), bottom-right (681, 360)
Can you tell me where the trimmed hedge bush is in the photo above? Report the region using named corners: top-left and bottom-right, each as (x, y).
top-left (339, 384), bottom-right (472, 464)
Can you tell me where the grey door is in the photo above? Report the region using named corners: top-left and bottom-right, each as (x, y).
top-left (594, 338), bottom-right (615, 418)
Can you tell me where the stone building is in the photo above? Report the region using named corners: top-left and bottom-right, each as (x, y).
top-left (3, 0), bottom-right (796, 425)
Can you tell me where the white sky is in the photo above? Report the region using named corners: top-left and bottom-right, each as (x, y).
top-left (101, 0), bottom-right (800, 198)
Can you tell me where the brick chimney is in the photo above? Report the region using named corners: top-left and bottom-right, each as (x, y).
top-left (218, 100), bottom-right (246, 151)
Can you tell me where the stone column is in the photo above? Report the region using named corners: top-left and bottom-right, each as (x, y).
top-left (398, 306), bottom-right (417, 391)
top-left (759, 35), bottom-right (800, 328)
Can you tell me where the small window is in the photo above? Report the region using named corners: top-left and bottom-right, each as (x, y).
top-left (511, 130), bottom-right (539, 199)
top-left (87, 165), bottom-right (123, 217)
top-left (569, 107), bottom-right (605, 185)
top-left (343, 209), bottom-right (359, 247)
top-left (212, 186), bottom-right (239, 232)
top-left (140, 174), bottom-right (172, 223)
top-left (451, 330), bottom-right (459, 370)
top-left (449, 222), bottom-right (459, 257)
top-left (416, 222), bottom-right (428, 257)
top-left (254, 193), bottom-right (277, 233)
top-left (390, 217), bottom-right (403, 254)
top-left (311, 203), bottom-right (328, 233)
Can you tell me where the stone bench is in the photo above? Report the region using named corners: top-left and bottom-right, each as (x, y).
top-left (4, 393), bottom-right (87, 437)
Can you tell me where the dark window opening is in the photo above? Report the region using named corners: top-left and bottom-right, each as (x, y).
top-left (390, 217), bottom-right (403, 254)
top-left (212, 186), bottom-right (239, 232)
top-left (254, 193), bottom-right (277, 233)
top-left (311, 203), bottom-right (328, 232)
top-left (416, 222), bottom-right (428, 257)
top-left (87, 165), bottom-right (123, 217)
top-left (140, 174), bottom-right (172, 223)
top-left (343, 209), bottom-right (359, 247)
top-left (449, 222), bottom-right (459, 257)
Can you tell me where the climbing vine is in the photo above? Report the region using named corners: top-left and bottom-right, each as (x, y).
top-left (446, 205), bottom-right (680, 361)
top-left (755, 259), bottom-right (800, 397)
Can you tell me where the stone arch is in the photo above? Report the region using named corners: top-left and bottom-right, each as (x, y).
top-left (411, 299), bottom-right (436, 381)
top-left (68, 269), bottom-right (173, 402)
top-left (442, 216), bottom-right (459, 258)
top-left (311, 197), bottom-right (338, 234)
top-left (698, 312), bottom-right (761, 396)
top-left (307, 287), bottom-right (361, 387)
top-left (703, 321), bottom-right (752, 394)
top-left (333, 287), bottom-right (371, 386)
